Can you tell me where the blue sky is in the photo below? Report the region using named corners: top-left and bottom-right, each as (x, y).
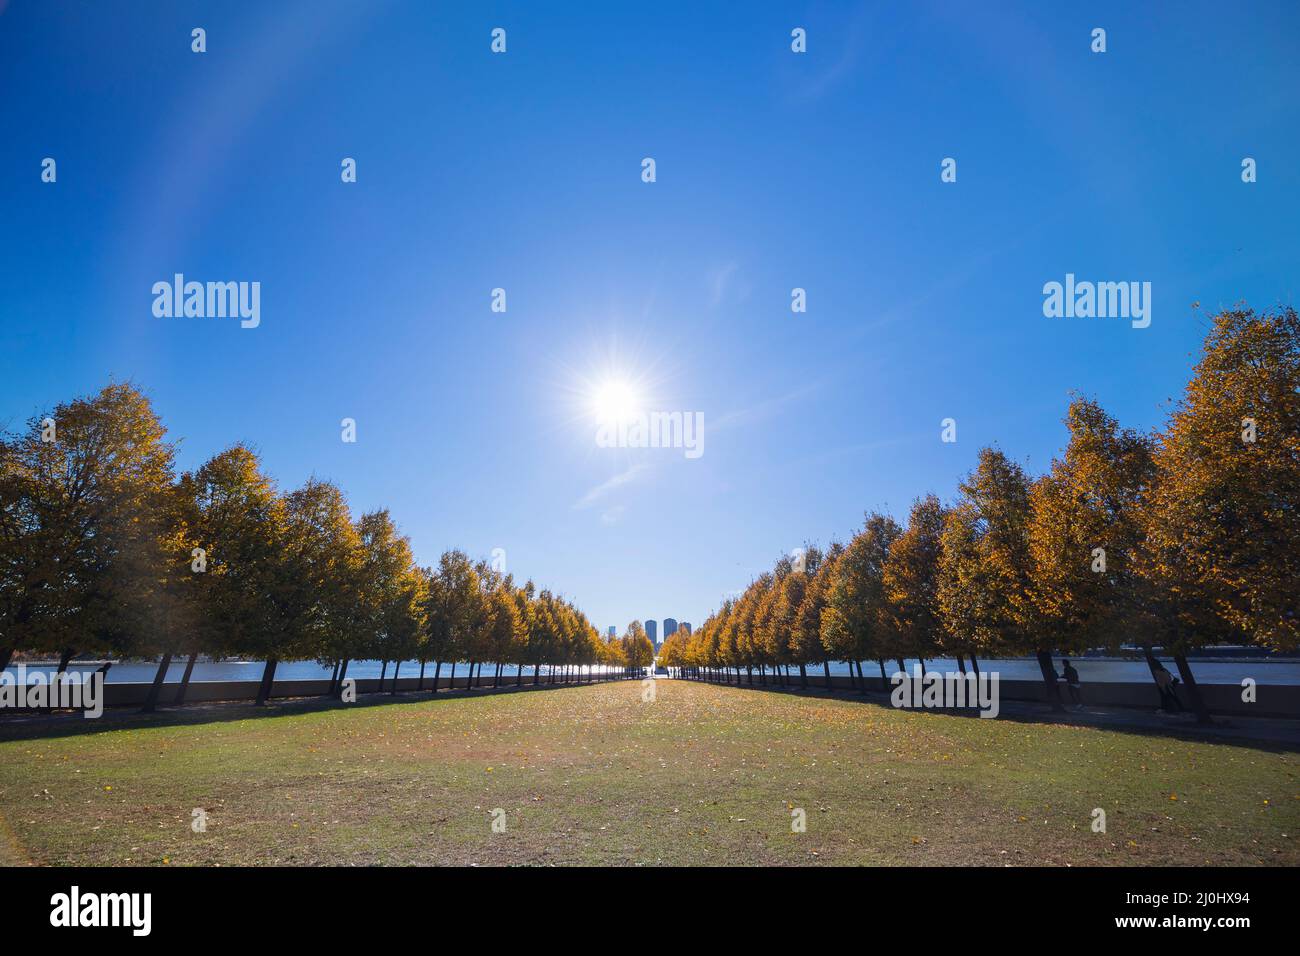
top-left (2, 1), bottom-right (1298, 634)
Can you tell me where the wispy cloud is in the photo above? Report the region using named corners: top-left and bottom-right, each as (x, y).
top-left (780, 6), bottom-right (878, 105)
top-left (711, 381), bottom-right (824, 433)
top-left (708, 260), bottom-right (751, 308)
top-left (573, 463), bottom-right (649, 510)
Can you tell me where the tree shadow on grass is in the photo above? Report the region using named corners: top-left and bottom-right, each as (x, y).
top-left (0, 677), bottom-right (633, 745)
top-left (677, 677), bottom-right (1300, 755)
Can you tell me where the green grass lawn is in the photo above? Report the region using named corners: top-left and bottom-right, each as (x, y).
top-left (0, 679), bottom-right (1294, 866)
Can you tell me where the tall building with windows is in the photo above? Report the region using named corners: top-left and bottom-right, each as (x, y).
top-left (608, 626), bottom-right (616, 638)
top-left (664, 618), bottom-right (678, 638)
top-left (680, 622), bottom-right (691, 635)
top-left (645, 620), bottom-right (658, 646)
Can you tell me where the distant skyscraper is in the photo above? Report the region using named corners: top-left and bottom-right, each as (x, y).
top-left (664, 618), bottom-right (678, 638)
top-left (680, 622), bottom-right (691, 635)
top-left (608, 626), bottom-right (616, 638)
top-left (645, 620), bottom-right (657, 645)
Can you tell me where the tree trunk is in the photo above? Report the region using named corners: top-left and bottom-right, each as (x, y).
top-left (494, 663), bottom-right (502, 688)
top-left (969, 654), bottom-right (980, 677)
top-left (516, 663), bottom-right (523, 686)
top-left (1034, 649), bottom-right (1065, 712)
top-left (379, 660), bottom-right (388, 685)
top-left (57, 647), bottom-right (75, 673)
top-left (329, 659), bottom-right (340, 691)
top-left (855, 660), bottom-right (867, 694)
top-left (255, 658), bottom-right (279, 706)
top-left (391, 660), bottom-right (401, 694)
top-left (172, 652), bottom-right (199, 706)
top-left (955, 654), bottom-right (967, 674)
top-left (878, 659), bottom-right (888, 688)
top-left (431, 660), bottom-right (441, 693)
top-left (466, 660), bottom-right (475, 689)
top-left (533, 664), bottom-right (540, 685)
top-left (141, 652), bottom-right (172, 713)
top-left (0, 647), bottom-right (12, 673)
top-left (1173, 654), bottom-right (1212, 725)
top-left (418, 660), bottom-right (426, 691)
top-left (449, 661), bottom-right (456, 689)
top-left (823, 660), bottom-right (832, 689)
top-left (1142, 645), bottom-right (1172, 709)
top-left (896, 657), bottom-right (907, 676)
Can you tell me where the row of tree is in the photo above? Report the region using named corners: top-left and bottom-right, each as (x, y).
top-left (660, 306), bottom-right (1299, 722)
top-left (0, 385), bottom-right (630, 710)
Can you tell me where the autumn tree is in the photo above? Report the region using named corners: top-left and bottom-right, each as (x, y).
top-left (1141, 306), bottom-right (1300, 720)
top-left (247, 479), bottom-right (364, 705)
top-left (883, 495), bottom-right (956, 673)
top-left (0, 384), bottom-right (175, 673)
top-left (621, 620), bottom-right (654, 673)
top-left (168, 446), bottom-right (285, 705)
top-left (138, 478), bottom-right (205, 711)
top-left (0, 436), bottom-right (32, 673)
top-left (939, 449), bottom-right (1060, 707)
top-left (821, 512), bottom-right (901, 685)
top-left (1020, 396), bottom-right (1178, 709)
top-left (774, 544), bottom-right (830, 689)
top-left (356, 509), bottom-right (424, 694)
top-left (425, 549), bottom-right (483, 692)
top-left (510, 581), bottom-right (536, 685)
top-left (735, 576), bottom-right (768, 684)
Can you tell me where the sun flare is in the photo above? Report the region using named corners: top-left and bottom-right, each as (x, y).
top-left (591, 380), bottom-right (643, 424)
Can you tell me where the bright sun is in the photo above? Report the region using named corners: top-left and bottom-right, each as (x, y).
top-left (592, 380), bottom-right (642, 424)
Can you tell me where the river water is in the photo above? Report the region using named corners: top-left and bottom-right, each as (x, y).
top-left (4, 656), bottom-right (1298, 685)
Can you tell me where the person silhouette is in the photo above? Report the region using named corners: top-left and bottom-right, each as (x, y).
top-left (1153, 662), bottom-right (1182, 712)
top-left (1061, 659), bottom-right (1082, 707)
